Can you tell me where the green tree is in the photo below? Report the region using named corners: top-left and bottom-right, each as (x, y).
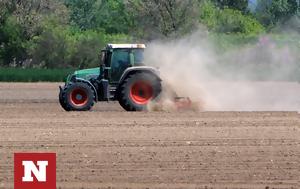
top-left (214, 0), bottom-right (249, 12)
top-left (0, 0), bottom-right (13, 24)
top-left (255, 0), bottom-right (299, 27)
top-left (269, 0), bottom-right (299, 23)
top-left (93, 0), bottom-right (135, 34)
top-left (30, 17), bottom-right (131, 69)
top-left (64, 0), bottom-right (97, 30)
top-left (65, 0), bottom-right (134, 33)
top-left (29, 21), bottom-right (71, 68)
top-left (0, 16), bottom-right (27, 67)
top-left (199, 1), bottom-right (264, 35)
top-left (0, 0), bottom-right (69, 67)
top-left (127, 0), bottom-right (201, 38)
top-left (12, 0), bottom-right (68, 39)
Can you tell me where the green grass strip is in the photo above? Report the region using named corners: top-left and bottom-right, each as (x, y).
top-left (0, 68), bottom-right (74, 82)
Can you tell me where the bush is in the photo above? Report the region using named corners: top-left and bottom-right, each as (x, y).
top-left (200, 1), bottom-right (265, 35)
top-left (69, 30), bottom-right (131, 69)
top-left (209, 33), bottom-right (258, 53)
top-left (30, 26), bottom-right (73, 68)
top-left (30, 18), bottom-right (131, 69)
top-left (0, 16), bottom-right (28, 67)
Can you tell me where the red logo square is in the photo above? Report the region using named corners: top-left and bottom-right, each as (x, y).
top-left (14, 153), bottom-right (56, 189)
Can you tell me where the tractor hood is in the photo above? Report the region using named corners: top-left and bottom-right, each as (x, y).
top-left (67, 68), bottom-right (100, 82)
top-left (74, 67), bottom-right (100, 77)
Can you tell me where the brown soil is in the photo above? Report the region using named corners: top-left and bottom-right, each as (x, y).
top-left (0, 82), bottom-right (298, 189)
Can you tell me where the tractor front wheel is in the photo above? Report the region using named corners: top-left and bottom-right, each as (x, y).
top-left (59, 86), bottom-right (71, 111)
top-left (118, 72), bottom-right (161, 111)
top-left (60, 82), bottom-right (95, 111)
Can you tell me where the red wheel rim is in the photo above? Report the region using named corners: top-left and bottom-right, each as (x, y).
top-left (69, 88), bottom-right (88, 106)
top-left (130, 81), bottom-right (153, 105)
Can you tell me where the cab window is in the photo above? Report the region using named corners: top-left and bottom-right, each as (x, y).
top-left (132, 49), bottom-right (144, 65)
top-left (110, 49), bottom-right (130, 82)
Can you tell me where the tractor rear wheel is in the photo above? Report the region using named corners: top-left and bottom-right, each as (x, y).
top-left (118, 72), bottom-right (161, 111)
top-left (60, 82), bottom-right (95, 111)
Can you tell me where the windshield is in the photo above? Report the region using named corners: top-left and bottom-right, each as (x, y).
top-left (132, 49), bottom-right (144, 64)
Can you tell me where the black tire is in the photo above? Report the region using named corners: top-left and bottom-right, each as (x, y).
top-left (61, 82), bottom-right (95, 111)
top-left (59, 86), bottom-right (71, 111)
top-left (118, 72), bottom-right (161, 111)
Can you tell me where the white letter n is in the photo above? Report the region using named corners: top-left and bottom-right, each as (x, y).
top-left (22, 161), bottom-right (48, 182)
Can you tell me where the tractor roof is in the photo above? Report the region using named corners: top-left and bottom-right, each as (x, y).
top-left (107, 44), bottom-right (146, 49)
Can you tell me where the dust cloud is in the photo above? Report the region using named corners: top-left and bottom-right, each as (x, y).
top-left (144, 30), bottom-right (300, 111)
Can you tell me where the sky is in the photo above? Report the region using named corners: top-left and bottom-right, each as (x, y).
top-left (248, 0), bottom-right (258, 12)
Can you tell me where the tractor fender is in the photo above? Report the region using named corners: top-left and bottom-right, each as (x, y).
top-left (74, 78), bottom-right (98, 102)
top-left (119, 66), bottom-right (162, 85)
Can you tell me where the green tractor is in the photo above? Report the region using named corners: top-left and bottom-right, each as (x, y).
top-left (59, 44), bottom-right (163, 111)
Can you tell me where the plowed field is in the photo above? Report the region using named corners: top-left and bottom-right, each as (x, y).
top-left (0, 83), bottom-right (298, 189)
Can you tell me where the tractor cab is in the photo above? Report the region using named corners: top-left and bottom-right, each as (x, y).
top-left (100, 44), bottom-right (146, 83)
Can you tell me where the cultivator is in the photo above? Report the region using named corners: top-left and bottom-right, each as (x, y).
top-left (174, 97), bottom-right (193, 110)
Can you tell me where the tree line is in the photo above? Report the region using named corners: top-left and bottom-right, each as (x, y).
top-left (0, 0), bottom-right (299, 69)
